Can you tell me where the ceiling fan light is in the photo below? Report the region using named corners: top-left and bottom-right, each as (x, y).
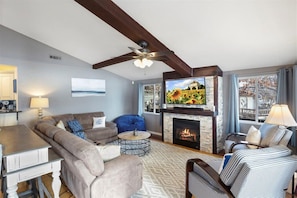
top-left (147, 59), bottom-right (153, 67)
top-left (134, 58), bottom-right (153, 68)
top-left (142, 58), bottom-right (153, 67)
top-left (134, 59), bottom-right (142, 68)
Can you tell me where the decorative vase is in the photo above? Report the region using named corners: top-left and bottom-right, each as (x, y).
top-left (133, 129), bottom-right (138, 136)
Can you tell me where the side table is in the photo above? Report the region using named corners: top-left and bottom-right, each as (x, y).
top-left (0, 125), bottom-right (63, 198)
top-left (118, 131), bottom-right (151, 156)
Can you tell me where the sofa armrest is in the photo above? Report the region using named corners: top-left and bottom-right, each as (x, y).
top-left (105, 121), bottom-right (117, 128)
top-left (229, 141), bottom-right (265, 152)
top-left (186, 158), bottom-right (234, 198)
top-left (91, 154), bottom-right (142, 197)
top-left (226, 132), bottom-right (247, 140)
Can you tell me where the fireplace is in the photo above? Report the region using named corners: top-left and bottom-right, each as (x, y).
top-left (173, 118), bottom-right (200, 149)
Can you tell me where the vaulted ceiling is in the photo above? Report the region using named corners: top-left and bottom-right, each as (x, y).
top-left (0, 0), bottom-right (296, 80)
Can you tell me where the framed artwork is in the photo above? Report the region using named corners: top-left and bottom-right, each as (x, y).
top-left (71, 78), bottom-right (105, 97)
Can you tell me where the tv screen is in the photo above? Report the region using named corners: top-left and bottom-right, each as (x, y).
top-left (165, 77), bottom-right (206, 105)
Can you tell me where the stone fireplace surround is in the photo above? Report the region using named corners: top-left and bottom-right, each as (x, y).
top-left (163, 110), bottom-right (216, 153)
top-left (161, 66), bottom-right (223, 154)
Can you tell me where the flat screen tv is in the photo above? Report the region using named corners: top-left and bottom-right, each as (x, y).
top-left (165, 77), bottom-right (206, 105)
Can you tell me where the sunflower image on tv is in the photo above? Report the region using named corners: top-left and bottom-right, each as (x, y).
top-left (165, 78), bottom-right (206, 105)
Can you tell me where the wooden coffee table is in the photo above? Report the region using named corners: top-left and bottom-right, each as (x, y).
top-left (118, 131), bottom-right (151, 156)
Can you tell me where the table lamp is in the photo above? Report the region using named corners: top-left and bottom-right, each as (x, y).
top-left (30, 96), bottom-right (49, 119)
top-left (265, 104), bottom-right (297, 128)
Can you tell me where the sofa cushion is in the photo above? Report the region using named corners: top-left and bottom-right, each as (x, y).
top-left (54, 130), bottom-right (104, 176)
top-left (36, 122), bottom-right (63, 139)
top-left (85, 127), bottom-right (118, 141)
top-left (259, 123), bottom-right (279, 147)
top-left (220, 145), bottom-right (291, 186)
top-left (260, 126), bottom-right (285, 147)
top-left (74, 112), bottom-right (105, 129)
top-left (93, 116), bottom-right (106, 128)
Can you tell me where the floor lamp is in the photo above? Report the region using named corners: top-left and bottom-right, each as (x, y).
top-left (265, 104), bottom-right (297, 197)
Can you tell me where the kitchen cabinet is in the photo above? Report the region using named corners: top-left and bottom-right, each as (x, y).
top-left (0, 112), bottom-right (18, 126)
top-left (0, 73), bottom-right (14, 100)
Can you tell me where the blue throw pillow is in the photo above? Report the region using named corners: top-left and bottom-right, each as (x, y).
top-left (67, 119), bottom-right (83, 133)
top-left (67, 119), bottom-right (86, 139)
top-left (218, 153), bottom-right (233, 173)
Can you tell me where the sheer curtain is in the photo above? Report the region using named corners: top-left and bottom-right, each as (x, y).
top-left (137, 83), bottom-right (143, 115)
top-left (226, 74), bottom-right (240, 134)
top-left (277, 65), bottom-right (297, 146)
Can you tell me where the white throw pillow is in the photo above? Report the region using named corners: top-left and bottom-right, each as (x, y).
top-left (93, 117), bottom-right (106, 128)
top-left (96, 145), bottom-right (121, 162)
top-left (56, 120), bottom-right (66, 130)
top-left (246, 125), bottom-right (261, 149)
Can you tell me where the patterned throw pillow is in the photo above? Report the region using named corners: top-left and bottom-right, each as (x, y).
top-left (67, 119), bottom-right (86, 139)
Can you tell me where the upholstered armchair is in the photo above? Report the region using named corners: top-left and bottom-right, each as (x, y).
top-left (224, 123), bottom-right (293, 153)
top-left (186, 146), bottom-right (297, 198)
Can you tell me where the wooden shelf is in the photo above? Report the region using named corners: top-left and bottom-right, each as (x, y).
top-left (160, 108), bottom-right (217, 117)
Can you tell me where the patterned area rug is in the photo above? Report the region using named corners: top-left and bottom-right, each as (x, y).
top-left (130, 140), bottom-right (221, 198)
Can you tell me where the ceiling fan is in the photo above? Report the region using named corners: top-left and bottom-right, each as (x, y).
top-left (93, 40), bottom-right (174, 69)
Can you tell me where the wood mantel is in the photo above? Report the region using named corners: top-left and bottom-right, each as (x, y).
top-left (160, 108), bottom-right (217, 117)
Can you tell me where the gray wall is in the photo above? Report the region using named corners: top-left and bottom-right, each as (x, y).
top-left (0, 25), bottom-right (136, 127)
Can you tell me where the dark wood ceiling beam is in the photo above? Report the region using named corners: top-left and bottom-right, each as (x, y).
top-left (75, 0), bottom-right (192, 77)
top-left (93, 52), bottom-right (135, 69)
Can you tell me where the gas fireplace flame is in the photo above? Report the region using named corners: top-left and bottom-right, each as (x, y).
top-left (181, 128), bottom-right (192, 137)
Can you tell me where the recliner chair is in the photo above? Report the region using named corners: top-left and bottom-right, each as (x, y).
top-left (224, 123), bottom-right (293, 153)
top-left (186, 146), bottom-right (297, 198)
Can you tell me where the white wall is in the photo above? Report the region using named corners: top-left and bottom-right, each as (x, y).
top-left (0, 25), bottom-right (137, 127)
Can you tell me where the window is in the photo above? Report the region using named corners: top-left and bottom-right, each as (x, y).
top-left (143, 83), bottom-right (161, 114)
top-left (238, 74), bottom-right (277, 122)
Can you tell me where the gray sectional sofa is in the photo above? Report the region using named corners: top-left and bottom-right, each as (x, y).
top-left (33, 112), bottom-right (143, 198)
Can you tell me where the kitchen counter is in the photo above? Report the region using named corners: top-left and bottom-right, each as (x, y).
top-left (0, 110), bottom-right (21, 113)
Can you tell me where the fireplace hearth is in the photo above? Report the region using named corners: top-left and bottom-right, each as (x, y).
top-left (173, 118), bottom-right (200, 149)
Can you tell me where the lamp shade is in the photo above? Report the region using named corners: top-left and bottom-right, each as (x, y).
top-left (30, 97), bottom-right (49, 108)
top-left (265, 104), bottom-right (297, 127)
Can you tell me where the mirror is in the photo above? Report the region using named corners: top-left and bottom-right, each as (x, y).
top-left (0, 64), bottom-right (18, 111)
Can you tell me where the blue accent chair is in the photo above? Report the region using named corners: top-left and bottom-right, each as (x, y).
top-left (114, 115), bottom-right (146, 133)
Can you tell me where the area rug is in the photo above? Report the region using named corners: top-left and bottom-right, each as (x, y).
top-left (130, 140), bottom-right (221, 198)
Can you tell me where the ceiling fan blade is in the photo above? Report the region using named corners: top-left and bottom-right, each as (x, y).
top-left (128, 47), bottom-right (143, 55)
top-left (149, 56), bottom-right (169, 61)
top-left (93, 52), bottom-right (135, 69)
top-left (148, 50), bottom-right (174, 58)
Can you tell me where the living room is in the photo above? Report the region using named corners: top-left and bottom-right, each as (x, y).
top-left (0, 0), bottom-right (297, 197)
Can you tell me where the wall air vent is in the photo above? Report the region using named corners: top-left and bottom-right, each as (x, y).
top-left (49, 55), bottom-right (62, 60)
